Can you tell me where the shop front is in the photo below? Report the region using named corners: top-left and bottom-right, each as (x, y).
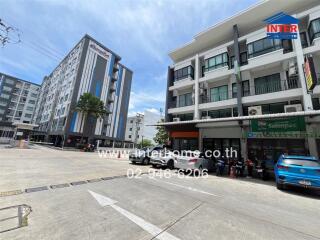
top-left (246, 117), bottom-right (308, 170)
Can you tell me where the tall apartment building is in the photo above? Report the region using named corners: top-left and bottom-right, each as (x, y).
top-left (164, 0), bottom-right (320, 162)
top-left (33, 35), bottom-right (132, 147)
top-left (125, 110), bottom-right (161, 144)
top-left (0, 73), bottom-right (40, 138)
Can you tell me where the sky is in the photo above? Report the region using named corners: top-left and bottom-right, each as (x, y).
top-left (0, 0), bottom-right (258, 117)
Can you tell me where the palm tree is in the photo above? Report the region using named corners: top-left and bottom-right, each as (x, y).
top-left (75, 93), bottom-right (107, 143)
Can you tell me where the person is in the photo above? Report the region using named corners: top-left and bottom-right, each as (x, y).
top-left (245, 157), bottom-right (254, 178)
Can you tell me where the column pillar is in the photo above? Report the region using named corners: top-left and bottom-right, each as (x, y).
top-left (194, 54), bottom-right (200, 120)
top-left (293, 24), bottom-right (313, 111)
top-left (306, 122), bottom-right (319, 158)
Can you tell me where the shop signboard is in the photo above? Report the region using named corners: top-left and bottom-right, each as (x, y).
top-left (250, 117), bottom-right (306, 133)
top-left (304, 56), bottom-right (317, 92)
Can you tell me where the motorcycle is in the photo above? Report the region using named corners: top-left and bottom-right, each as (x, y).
top-left (235, 160), bottom-right (244, 177)
top-left (216, 159), bottom-right (225, 176)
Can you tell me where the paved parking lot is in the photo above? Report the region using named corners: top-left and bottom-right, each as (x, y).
top-left (0, 147), bottom-right (319, 240)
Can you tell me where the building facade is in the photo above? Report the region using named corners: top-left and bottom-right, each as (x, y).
top-left (165, 0), bottom-right (320, 163)
top-left (33, 35), bottom-right (132, 146)
top-left (0, 73), bottom-right (40, 138)
top-left (125, 110), bottom-right (161, 145)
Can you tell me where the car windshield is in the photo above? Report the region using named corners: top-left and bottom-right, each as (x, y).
top-left (283, 159), bottom-right (320, 167)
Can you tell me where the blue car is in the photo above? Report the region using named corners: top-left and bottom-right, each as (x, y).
top-left (274, 155), bottom-right (320, 191)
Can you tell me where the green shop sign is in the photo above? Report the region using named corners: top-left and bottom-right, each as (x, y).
top-left (251, 117), bottom-right (306, 133)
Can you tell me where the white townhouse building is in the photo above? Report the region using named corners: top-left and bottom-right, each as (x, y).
top-left (125, 110), bottom-right (161, 145)
top-left (164, 0), bottom-right (320, 164)
top-left (33, 35), bottom-right (132, 147)
top-left (0, 73), bottom-right (40, 138)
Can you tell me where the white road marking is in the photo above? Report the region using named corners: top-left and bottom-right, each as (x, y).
top-left (150, 178), bottom-right (220, 197)
top-left (88, 190), bottom-right (180, 240)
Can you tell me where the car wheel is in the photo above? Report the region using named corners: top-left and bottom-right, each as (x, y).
top-left (152, 164), bottom-right (157, 168)
top-left (143, 158), bottom-right (149, 165)
top-left (132, 161), bottom-right (136, 164)
top-left (276, 182), bottom-right (284, 190)
top-left (167, 160), bottom-right (174, 170)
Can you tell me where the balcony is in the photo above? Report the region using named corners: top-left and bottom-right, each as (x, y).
top-left (167, 101), bottom-right (194, 114)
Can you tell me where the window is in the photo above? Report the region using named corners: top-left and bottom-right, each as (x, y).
top-left (5, 79), bottom-right (15, 85)
top-left (24, 113), bottom-right (32, 118)
top-left (31, 93), bottom-right (38, 98)
top-left (204, 53), bottom-right (228, 72)
top-left (308, 18), bottom-right (320, 43)
top-left (129, 128), bottom-right (132, 131)
top-left (229, 52), bottom-right (248, 69)
top-left (0, 100), bottom-right (7, 107)
top-left (232, 81), bottom-right (250, 98)
top-left (254, 73), bottom-right (281, 95)
top-left (210, 85), bottom-right (228, 102)
top-left (28, 99), bottom-right (36, 104)
top-left (0, 109), bottom-right (5, 114)
top-left (178, 93), bottom-right (192, 107)
top-left (2, 86), bottom-right (12, 92)
top-left (128, 135), bottom-right (131, 138)
top-left (0, 93), bottom-right (10, 99)
top-left (174, 66), bottom-right (194, 81)
top-left (261, 102), bottom-right (287, 114)
top-left (247, 38), bottom-right (282, 58)
top-left (300, 32), bottom-right (308, 48)
top-left (174, 113), bottom-right (193, 121)
top-left (208, 108), bottom-right (232, 119)
top-left (130, 120), bottom-right (133, 123)
top-left (282, 39), bottom-right (293, 53)
top-left (26, 106), bottom-right (34, 111)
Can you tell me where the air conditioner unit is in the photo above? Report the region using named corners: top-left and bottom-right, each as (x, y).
top-left (248, 106), bottom-right (262, 116)
top-left (284, 104), bottom-right (302, 113)
top-left (173, 117), bottom-right (180, 122)
top-left (202, 116), bottom-right (211, 120)
top-left (199, 88), bottom-right (204, 95)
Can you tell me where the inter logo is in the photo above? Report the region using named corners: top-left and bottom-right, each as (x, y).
top-left (264, 12), bottom-right (299, 40)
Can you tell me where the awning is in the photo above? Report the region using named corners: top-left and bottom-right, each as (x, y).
top-left (152, 110), bottom-right (320, 126)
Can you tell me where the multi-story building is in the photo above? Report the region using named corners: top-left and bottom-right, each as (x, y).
top-left (0, 73), bottom-right (40, 138)
top-left (125, 110), bottom-right (161, 145)
top-left (164, 0), bottom-right (320, 162)
top-left (33, 34), bottom-right (132, 147)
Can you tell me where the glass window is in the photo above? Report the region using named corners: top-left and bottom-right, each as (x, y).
top-left (208, 109), bottom-right (232, 119)
top-left (210, 85), bottom-right (228, 102)
top-left (178, 93), bottom-right (193, 107)
top-left (300, 32), bottom-right (308, 48)
top-left (174, 66), bottom-right (194, 81)
top-left (232, 80), bottom-right (250, 98)
top-left (204, 53), bottom-right (228, 72)
top-left (254, 73), bottom-right (281, 95)
top-left (308, 18), bottom-right (320, 43)
top-left (247, 38), bottom-right (282, 58)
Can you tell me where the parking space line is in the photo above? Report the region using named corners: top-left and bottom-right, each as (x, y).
top-left (150, 178), bottom-right (220, 197)
top-left (88, 190), bottom-right (180, 240)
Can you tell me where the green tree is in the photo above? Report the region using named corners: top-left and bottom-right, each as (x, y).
top-left (153, 119), bottom-right (169, 145)
top-left (138, 139), bottom-right (153, 148)
top-left (75, 93), bottom-right (107, 142)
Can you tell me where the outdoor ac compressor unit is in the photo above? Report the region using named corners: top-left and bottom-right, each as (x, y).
top-left (173, 118), bottom-right (180, 122)
top-left (284, 104), bottom-right (302, 113)
top-left (248, 106), bottom-right (262, 116)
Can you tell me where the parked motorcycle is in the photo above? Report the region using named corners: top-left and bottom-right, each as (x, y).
top-left (256, 161), bottom-right (268, 181)
top-left (235, 160), bottom-right (244, 177)
top-left (216, 159), bottom-right (225, 176)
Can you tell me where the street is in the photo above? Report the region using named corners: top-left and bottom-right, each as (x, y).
top-left (0, 147), bottom-right (319, 240)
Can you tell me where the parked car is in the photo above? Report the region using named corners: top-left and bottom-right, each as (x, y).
top-left (129, 145), bottom-right (164, 165)
top-left (274, 155), bottom-right (320, 191)
top-left (150, 149), bottom-right (176, 169)
top-left (174, 151), bottom-right (213, 172)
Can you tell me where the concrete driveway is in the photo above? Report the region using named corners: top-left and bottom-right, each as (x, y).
top-left (0, 147), bottom-right (319, 240)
